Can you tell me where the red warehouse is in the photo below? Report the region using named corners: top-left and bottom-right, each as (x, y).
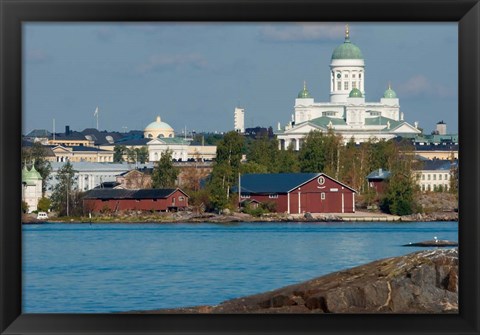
top-left (237, 173), bottom-right (356, 214)
top-left (83, 188), bottom-right (189, 213)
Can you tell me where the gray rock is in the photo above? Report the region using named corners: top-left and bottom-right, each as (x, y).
top-left (148, 248), bottom-right (458, 314)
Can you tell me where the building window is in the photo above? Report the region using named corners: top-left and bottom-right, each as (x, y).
top-left (344, 82), bottom-right (349, 90)
top-left (439, 174), bottom-right (442, 180)
top-left (352, 82), bottom-right (357, 89)
top-left (344, 74), bottom-right (349, 78)
top-left (337, 82), bottom-right (341, 90)
top-left (321, 192), bottom-right (326, 200)
top-left (433, 174), bottom-right (436, 180)
top-left (428, 175), bottom-right (431, 180)
top-left (352, 74), bottom-right (356, 79)
top-left (318, 176), bottom-right (325, 185)
top-left (322, 111), bottom-right (336, 117)
top-left (445, 174), bottom-right (449, 180)
top-left (269, 194), bottom-right (279, 199)
top-left (421, 174), bottom-right (425, 180)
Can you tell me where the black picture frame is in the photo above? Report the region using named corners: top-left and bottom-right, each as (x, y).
top-left (1, 1), bottom-right (479, 334)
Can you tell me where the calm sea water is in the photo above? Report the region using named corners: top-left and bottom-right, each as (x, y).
top-left (22, 221), bottom-right (458, 313)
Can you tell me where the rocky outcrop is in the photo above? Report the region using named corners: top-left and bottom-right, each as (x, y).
top-left (149, 249), bottom-right (458, 314)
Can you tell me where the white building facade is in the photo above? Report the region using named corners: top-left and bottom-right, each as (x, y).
top-left (234, 107), bottom-right (245, 133)
top-left (276, 25), bottom-right (421, 149)
top-left (46, 162), bottom-right (134, 195)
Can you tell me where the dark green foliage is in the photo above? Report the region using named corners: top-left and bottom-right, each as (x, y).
top-left (126, 147), bottom-right (149, 164)
top-left (37, 197), bottom-right (51, 212)
top-left (50, 162), bottom-right (78, 216)
top-left (207, 131), bottom-right (244, 211)
top-left (151, 150), bottom-right (179, 188)
top-left (22, 201), bottom-right (29, 214)
top-left (113, 145), bottom-right (126, 162)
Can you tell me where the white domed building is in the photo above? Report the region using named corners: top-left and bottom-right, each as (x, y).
top-left (144, 116), bottom-right (190, 162)
top-left (144, 116), bottom-right (175, 139)
top-left (276, 25), bottom-right (421, 149)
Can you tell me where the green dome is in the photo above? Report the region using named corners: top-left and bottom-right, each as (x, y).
top-left (383, 84), bottom-right (397, 98)
top-left (297, 81), bottom-right (312, 98)
top-left (349, 88), bottom-right (363, 98)
top-left (145, 116), bottom-right (173, 131)
top-left (332, 39), bottom-right (363, 60)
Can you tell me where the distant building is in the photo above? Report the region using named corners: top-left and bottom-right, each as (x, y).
top-left (275, 25), bottom-right (421, 148)
top-left (83, 188), bottom-right (189, 213)
top-left (434, 120), bottom-right (447, 135)
top-left (414, 159), bottom-right (456, 192)
top-left (47, 162), bottom-right (134, 195)
top-left (234, 107), bottom-right (245, 133)
top-left (116, 170), bottom-right (152, 189)
top-left (22, 164), bottom-right (43, 213)
top-left (48, 126), bottom-right (94, 147)
top-left (50, 145), bottom-right (114, 163)
top-left (236, 173), bottom-right (356, 214)
top-left (366, 168), bottom-right (391, 194)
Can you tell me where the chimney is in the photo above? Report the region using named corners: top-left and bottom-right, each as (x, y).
top-left (65, 125), bottom-right (70, 136)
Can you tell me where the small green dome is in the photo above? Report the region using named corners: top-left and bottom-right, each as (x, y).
top-left (383, 84), bottom-right (397, 99)
top-left (331, 25), bottom-right (363, 60)
top-left (297, 81), bottom-right (312, 98)
top-left (349, 88), bottom-right (363, 98)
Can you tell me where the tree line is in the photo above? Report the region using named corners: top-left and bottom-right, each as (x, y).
top-left (201, 130), bottom-right (456, 216)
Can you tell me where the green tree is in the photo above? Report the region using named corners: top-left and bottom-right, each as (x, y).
top-left (299, 131), bottom-right (327, 173)
top-left (151, 150), bottom-right (179, 188)
top-left (22, 201), bottom-right (29, 214)
top-left (113, 145), bottom-right (126, 163)
top-left (50, 162), bottom-right (77, 217)
top-left (240, 161), bottom-right (268, 174)
top-left (22, 142), bottom-right (52, 194)
top-left (246, 134), bottom-right (278, 172)
top-left (276, 143), bottom-right (300, 173)
top-left (449, 156), bottom-right (458, 196)
top-left (379, 144), bottom-right (418, 215)
top-left (207, 131), bottom-right (244, 210)
top-left (136, 147), bottom-right (149, 164)
top-left (37, 197), bottom-right (51, 212)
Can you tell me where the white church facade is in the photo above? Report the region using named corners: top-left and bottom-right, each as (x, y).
top-left (276, 25), bottom-right (421, 149)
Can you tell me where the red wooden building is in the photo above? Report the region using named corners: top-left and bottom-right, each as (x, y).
top-left (237, 173), bottom-right (356, 214)
top-left (83, 188), bottom-right (189, 213)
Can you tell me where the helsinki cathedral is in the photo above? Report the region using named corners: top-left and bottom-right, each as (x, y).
top-left (275, 25), bottom-right (421, 150)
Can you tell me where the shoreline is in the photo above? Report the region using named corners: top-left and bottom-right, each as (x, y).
top-left (23, 210), bottom-right (458, 224)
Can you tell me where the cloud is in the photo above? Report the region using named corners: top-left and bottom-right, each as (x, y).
top-left (259, 23), bottom-right (345, 42)
top-left (136, 53), bottom-right (209, 74)
top-left (25, 49), bottom-right (51, 63)
top-left (397, 75), bottom-right (456, 98)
